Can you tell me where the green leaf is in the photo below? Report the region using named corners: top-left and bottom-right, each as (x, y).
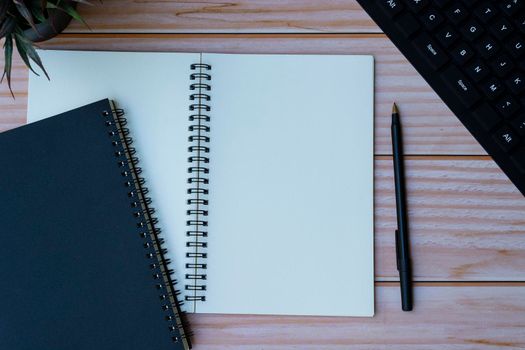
top-left (71, 0), bottom-right (95, 5)
top-left (47, 1), bottom-right (90, 29)
top-left (13, 0), bottom-right (37, 31)
top-left (29, 0), bottom-right (47, 23)
top-left (2, 33), bottom-right (14, 98)
top-left (0, 1), bottom-right (11, 25)
top-left (14, 32), bottom-right (40, 76)
top-left (12, 32), bottom-right (50, 80)
top-left (0, 16), bottom-right (16, 38)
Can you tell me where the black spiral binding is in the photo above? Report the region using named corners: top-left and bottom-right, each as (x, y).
top-left (186, 63), bottom-right (211, 304)
top-left (102, 103), bottom-right (192, 349)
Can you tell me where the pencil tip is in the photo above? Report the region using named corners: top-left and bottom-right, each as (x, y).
top-left (392, 102), bottom-right (399, 114)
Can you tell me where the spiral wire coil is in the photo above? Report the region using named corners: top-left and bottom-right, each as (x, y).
top-left (102, 106), bottom-right (192, 347)
top-left (186, 63), bottom-right (212, 303)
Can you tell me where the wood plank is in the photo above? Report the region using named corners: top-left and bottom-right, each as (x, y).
top-left (186, 284), bottom-right (525, 349)
top-left (0, 52), bottom-right (27, 133)
top-left (12, 34), bottom-right (486, 155)
top-left (375, 157), bottom-right (525, 282)
top-left (66, 0), bottom-right (380, 34)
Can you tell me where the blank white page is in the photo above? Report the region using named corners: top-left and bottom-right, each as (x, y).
top-left (201, 54), bottom-right (375, 316)
top-left (27, 51), bottom-right (199, 316)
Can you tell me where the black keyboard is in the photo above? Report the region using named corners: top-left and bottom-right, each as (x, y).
top-left (357, 0), bottom-right (525, 196)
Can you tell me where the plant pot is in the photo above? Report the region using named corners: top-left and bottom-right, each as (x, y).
top-left (23, 2), bottom-right (77, 43)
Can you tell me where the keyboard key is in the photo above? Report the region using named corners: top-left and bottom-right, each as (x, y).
top-left (510, 146), bottom-right (525, 174)
top-left (506, 72), bottom-right (525, 94)
top-left (436, 26), bottom-right (459, 48)
top-left (474, 2), bottom-right (498, 23)
top-left (433, 0), bottom-right (451, 7)
top-left (493, 126), bottom-right (520, 152)
top-left (515, 13), bottom-right (525, 33)
top-left (378, 0), bottom-right (404, 17)
top-left (396, 13), bottom-right (421, 37)
top-left (472, 103), bottom-right (502, 131)
top-left (404, 0), bottom-right (429, 13)
top-left (506, 37), bottom-right (525, 58)
top-left (466, 60), bottom-right (490, 82)
top-left (413, 33), bottom-right (449, 69)
top-left (461, 0), bottom-right (480, 8)
top-left (496, 97), bottom-right (519, 118)
top-left (451, 44), bottom-right (474, 65)
top-left (475, 36), bottom-right (499, 59)
top-left (490, 55), bottom-right (515, 78)
top-left (421, 8), bottom-right (444, 30)
top-left (490, 18), bottom-right (513, 39)
top-left (441, 66), bottom-right (481, 108)
top-left (500, 0), bottom-right (523, 17)
top-left (483, 78), bottom-right (504, 99)
top-left (446, 4), bottom-right (468, 24)
top-left (510, 115), bottom-right (525, 136)
top-left (461, 19), bottom-right (484, 41)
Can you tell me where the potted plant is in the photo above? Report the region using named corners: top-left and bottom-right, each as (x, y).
top-left (1, 0), bottom-right (97, 95)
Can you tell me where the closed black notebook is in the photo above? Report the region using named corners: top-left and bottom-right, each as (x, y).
top-left (0, 99), bottom-right (191, 350)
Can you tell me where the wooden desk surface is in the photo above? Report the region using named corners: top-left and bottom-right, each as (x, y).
top-left (1, 1), bottom-right (524, 348)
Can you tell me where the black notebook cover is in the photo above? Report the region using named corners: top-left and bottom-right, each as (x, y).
top-left (0, 100), bottom-right (190, 350)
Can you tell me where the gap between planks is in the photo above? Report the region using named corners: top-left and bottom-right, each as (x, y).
top-left (377, 281), bottom-right (525, 287)
top-left (376, 155), bottom-right (493, 160)
top-left (56, 33), bottom-right (387, 39)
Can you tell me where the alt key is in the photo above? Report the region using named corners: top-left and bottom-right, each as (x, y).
top-left (493, 126), bottom-right (520, 152)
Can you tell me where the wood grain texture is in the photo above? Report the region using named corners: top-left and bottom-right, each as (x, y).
top-left (1, 3), bottom-right (524, 345)
top-left (0, 53), bottom-right (27, 133)
top-left (186, 284), bottom-right (525, 349)
top-left (375, 157), bottom-right (525, 282)
top-left (66, 0), bottom-right (380, 34)
top-left (4, 34), bottom-right (486, 155)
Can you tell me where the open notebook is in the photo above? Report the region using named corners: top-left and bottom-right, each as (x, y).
top-left (28, 51), bottom-right (375, 317)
